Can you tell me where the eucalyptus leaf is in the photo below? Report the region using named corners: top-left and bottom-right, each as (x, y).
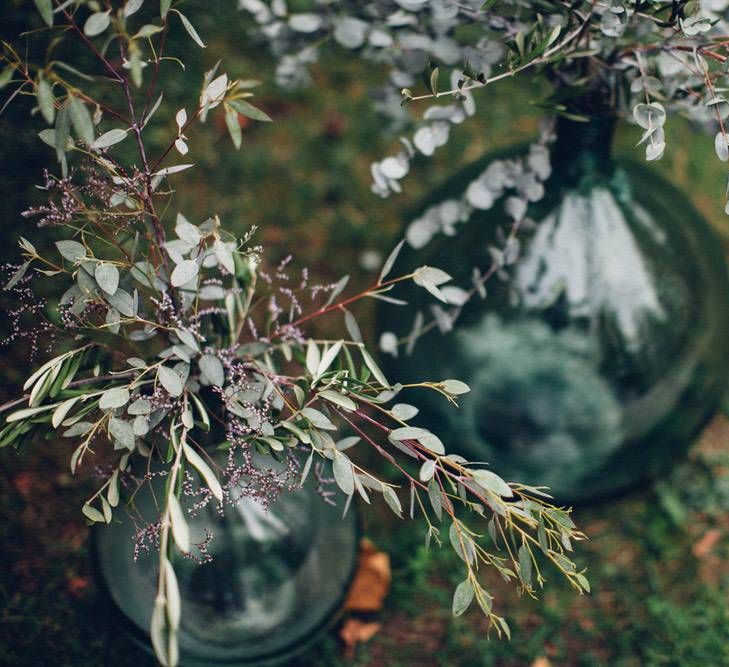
top-left (91, 129), bottom-right (128, 150)
top-left (106, 289), bottom-right (135, 317)
top-left (84, 11), bottom-right (111, 37)
top-left (150, 597), bottom-right (167, 667)
top-left (332, 454), bottom-right (355, 496)
top-left (316, 340), bottom-right (343, 377)
top-left (213, 240), bottom-right (235, 273)
top-left (82, 503), bottom-right (105, 523)
top-left (107, 470), bottom-right (120, 507)
top-left (379, 239), bottom-right (404, 283)
top-left (170, 259), bottom-right (199, 287)
top-left (300, 452), bottom-right (314, 486)
top-left (318, 389), bottom-right (356, 411)
top-left (99, 386), bottom-right (130, 411)
top-left (306, 340), bottom-right (320, 377)
top-left (441, 379), bottom-right (470, 395)
top-left (68, 95), bottom-right (94, 145)
top-left (227, 98), bottom-right (272, 122)
top-left (472, 469), bottom-right (513, 498)
top-left (391, 403), bottom-right (419, 421)
top-left (419, 459), bottom-right (436, 482)
top-left (174, 10), bottom-right (206, 48)
top-left (33, 0), bottom-right (53, 26)
top-left (95, 262), bottom-right (120, 295)
top-left (449, 521), bottom-right (475, 564)
top-left (5, 260), bottom-right (31, 290)
top-left (124, 0), bottom-right (144, 17)
top-left (325, 275), bottom-right (349, 306)
top-left (56, 240), bottom-right (85, 263)
top-left (174, 327), bottom-right (200, 352)
top-left (163, 559), bottom-right (181, 630)
top-left (382, 485), bottom-right (402, 518)
top-left (518, 543), bottom-right (533, 587)
top-left (168, 493), bottom-right (190, 552)
top-left (135, 24), bottom-right (164, 39)
top-left (54, 103), bottom-right (69, 169)
top-left (128, 397), bottom-right (152, 415)
top-left (183, 443), bottom-right (223, 501)
top-left (301, 407), bottom-right (337, 431)
top-left (413, 265), bottom-right (452, 302)
top-left (37, 77), bottom-right (55, 125)
top-left (343, 309), bottom-right (362, 343)
top-left (199, 354), bottom-right (224, 387)
top-left (158, 365), bottom-right (184, 397)
top-left (452, 579), bottom-right (474, 616)
top-left (109, 417), bottom-right (135, 450)
top-left (335, 436), bottom-right (360, 452)
top-left (51, 396), bottom-right (81, 428)
top-left (360, 347), bottom-right (390, 388)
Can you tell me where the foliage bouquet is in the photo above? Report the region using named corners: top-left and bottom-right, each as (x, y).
top-left (0, 2), bottom-right (586, 665)
top-left (241, 0), bottom-right (729, 213)
top-left (236, 0), bottom-right (729, 505)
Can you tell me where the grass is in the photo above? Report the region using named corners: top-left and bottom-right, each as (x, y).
top-left (2, 3), bottom-right (729, 665)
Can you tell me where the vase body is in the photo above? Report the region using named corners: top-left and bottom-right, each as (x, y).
top-left (379, 117), bottom-right (729, 502)
top-left (93, 458), bottom-right (358, 665)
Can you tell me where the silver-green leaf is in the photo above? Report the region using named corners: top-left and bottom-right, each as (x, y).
top-left (199, 354), bottom-right (224, 387)
top-left (379, 239), bottom-right (404, 284)
top-left (34, 0), bottom-right (53, 26)
top-left (95, 262), bottom-right (120, 295)
top-left (168, 493), bottom-right (190, 552)
top-left (84, 11), bottom-right (111, 37)
top-left (332, 454), bottom-right (355, 496)
top-left (170, 258), bottom-right (199, 287)
top-left (472, 469), bottom-right (513, 498)
top-left (91, 128), bottom-right (128, 150)
top-left (56, 240), bottom-right (86, 263)
top-left (158, 365), bottom-right (184, 397)
top-left (99, 386), bottom-right (130, 411)
top-left (68, 95), bottom-right (95, 145)
top-left (174, 10), bottom-right (206, 48)
top-left (227, 98), bottom-right (272, 122)
top-left (452, 579), bottom-right (474, 616)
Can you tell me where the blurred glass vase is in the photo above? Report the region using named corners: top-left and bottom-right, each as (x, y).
top-left (379, 115), bottom-right (729, 502)
top-left (93, 456), bottom-right (358, 665)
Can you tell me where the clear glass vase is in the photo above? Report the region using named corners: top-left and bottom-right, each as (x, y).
top-left (92, 456), bottom-right (358, 665)
top-left (378, 115), bottom-right (729, 502)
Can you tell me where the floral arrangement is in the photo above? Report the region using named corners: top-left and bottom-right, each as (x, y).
top-left (238, 0), bottom-right (729, 357)
top-left (0, 3), bottom-right (587, 666)
top-left (241, 0), bottom-right (729, 197)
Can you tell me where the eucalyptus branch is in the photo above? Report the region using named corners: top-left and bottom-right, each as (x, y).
top-left (0, 6), bottom-right (589, 665)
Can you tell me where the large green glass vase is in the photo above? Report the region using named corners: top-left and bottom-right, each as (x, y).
top-left (93, 455), bottom-right (358, 665)
top-left (379, 116), bottom-right (729, 502)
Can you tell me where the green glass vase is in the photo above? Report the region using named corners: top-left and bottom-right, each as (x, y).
top-left (92, 455), bottom-right (358, 665)
top-left (379, 116), bottom-right (729, 502)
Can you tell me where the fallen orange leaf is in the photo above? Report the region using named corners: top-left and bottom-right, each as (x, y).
top-left (692, 529), bottom-right (722, 559)
top-left (343, 538), bottom-right (391, 612)
top-left (531, 657), bottom-right (552, 667)
top-left (340, 619), bottom-right (382, 658)
top-left (67, 575), bottom-right (90, 596)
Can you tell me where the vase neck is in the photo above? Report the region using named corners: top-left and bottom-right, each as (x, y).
top-left (550, 115), bottom-right (616, 186)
